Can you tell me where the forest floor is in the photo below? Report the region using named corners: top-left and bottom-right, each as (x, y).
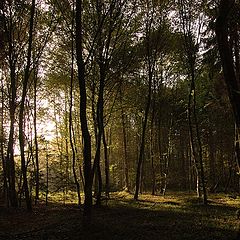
top-left (0, 191), bottom-right (240, 240)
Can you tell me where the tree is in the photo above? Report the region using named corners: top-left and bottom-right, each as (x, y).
top-left (178, 0), bottom-right (207, 204)
top-left (3, 0), bottom-right (20, 208)
top-left (18, 0), bottom-right (36, 211)
top-left (69, 6), bottom-right (81, 206)
top-left (134, 0), bottom-right (171, 200)
top-left (215, 0), bottom-right (240, 175)
top-left (75, 0), bottom-right (93, 219)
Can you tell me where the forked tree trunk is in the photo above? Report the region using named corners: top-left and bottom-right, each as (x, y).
top-left (178, 0), bottom-right (207, 204)
top-left (134, 2), bottom-right (155, 200)
top-left (134, 71), bottom-right (152, 200)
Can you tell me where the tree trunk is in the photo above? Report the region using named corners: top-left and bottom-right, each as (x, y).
top-left (45, 143), bottom-right (49, 206)
top-left (208, 128), bottom-right (216, 191)
top-left (6, 10), bottom-right (18, 208)
top-left (193, 88), bottom-right (207, 205)
top-left (120, 87), bottom-right (129, 191)
top-left (178, 0), bottom-right (207, 204)
top-left (18, 0), bottom-right (36, 211)
top-left (33, 72), bottom-right (39, 205)
top-left (162, 117), bottom-right (173, 196)
top-left (215, 0), bottom-right (240, 174)
top-left (93, 62), bottom-right (105, 206)
top-left (150, 100), bottom-right (156, 195)
top-left (0, 80), bottom-right (8, 205)
top-left (69, 21), bottom-right (81, 206)
top-left (134, 72), bottom-right (152, 200)
top-left (103, 128), bottom-right (110, 198)
top-left (134, 4), bottom-right (155, 199)
top-left (76, 0), bottom-right (92, 219)
top-left (188, 68), bottom-right (207, 204)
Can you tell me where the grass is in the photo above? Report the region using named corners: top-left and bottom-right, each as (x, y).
top-left (0, 191), bottom-right (239, 240)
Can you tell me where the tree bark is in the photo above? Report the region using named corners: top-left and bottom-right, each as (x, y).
top-left (0, 80), bottom-right (8, 205)
top-left (5, 5), bottom-right (18, 208)
top-left (18, 0), bottom-right (36, 211)
top-left (134, 70), bottom-right (152, 200)
top-left (215, 0), bottom-right (240, 174)
top-left (93, 62), bottom-right (105, 206)
top-left (69, 17), bottom-right (81, 206)
top-left (150, 99), bottom-right (156, 195)
top-left (103, 128), bottom-right (110, 198)
top-left (33, 72), bottom-right (39, 205)
top-left (120, 87), bottom-right (129, 191)
top-left (76, 0), bottom-right (92, 219)
top-left (178, 0), bottom-right (207, 204)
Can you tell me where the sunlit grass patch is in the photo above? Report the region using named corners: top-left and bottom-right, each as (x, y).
top-left (38, 190), bottom-right (82, 205)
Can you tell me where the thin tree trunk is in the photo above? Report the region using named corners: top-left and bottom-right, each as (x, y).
top-left (134, 71), bottom-right (152, 200)
top-left (162, 117), bottom-right (172, 196)
top-left (45, 143), bottom-right (49, 206)
top-left (91, 81), bottom-right (98, 198)
top-left (178, 0), bottom-right (207, 204)
top-left (150, 102), bottom-right (156, 195)
top-left (180, 129), bottom-right (187, 190)
top-left (64, 93), bottom-right (70, 198)
top-left (157, 117), bottom-right (164, 193)
top-left (134, 4), bottom-right (155, 199)
top-left (188, 69), bottom-right (207, 204)
top-left (33, 71), bottom-right (39, 205)
top-left (0, 80), bottom-right (7, 205)
top-left (208, 128), bottom-right (216, 191)
top-left (192, 84), bottom-right (207, 204)
top-left (93, 115), bottom-right (102, 206)
top-left (69, 20), bottom-right (81, 206)
top-left (103, 128), bottom-right (110, 198)
top-left (235, 125), bottom-right (240, 179)
top-left (6, 14), bottom-right (18, 209)
top-left (69, 105), bottom-right (81, 205)
top-left (120, 87), bottom-right (129, 192)
top-left (94, 64), bottom-right (105, 206)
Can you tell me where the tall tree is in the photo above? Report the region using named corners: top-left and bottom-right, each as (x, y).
top-left (18, 0), bottom-right (36, 211)
top-left (69, 6), bottom-right (81, 206)
top-left (3, 0), bottom-right (19, 208)
top-left (75, 0), bottom-right (92, 219)
top-left (178, 0), bottom-right (207, 204)
top-left (215, 0), bottom-right (240, 175)
top-left (134, 1), bottom-right (155, 200)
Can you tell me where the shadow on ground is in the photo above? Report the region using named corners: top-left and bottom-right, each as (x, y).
top-left (0, 195), bottom-right (239, 240)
